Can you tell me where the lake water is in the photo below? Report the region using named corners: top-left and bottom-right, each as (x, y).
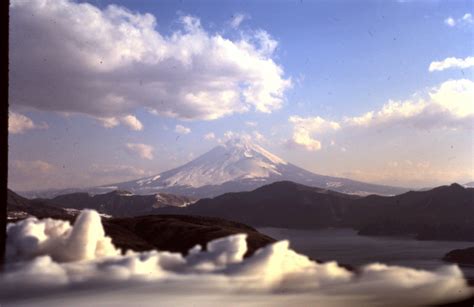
top-left (258, 227), bottom-right (474, 281)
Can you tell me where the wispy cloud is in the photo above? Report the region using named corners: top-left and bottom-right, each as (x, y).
top-left (203, 132), bottom-right (215, 140)
top-left (429, 56), bottom-right (474, 72)
top-left (89, 164), bottom-right (147, 178)
top-left (10, 159), bottom-right (55, 174)
top-left (8, 159), bottom-right (57, 191)
top-left (230, 13), bottom-right (248, 28)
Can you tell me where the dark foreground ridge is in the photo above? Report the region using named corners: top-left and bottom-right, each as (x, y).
top-left (443, 247), bottom-right (474, 266)
top-left (103, 214), bottom-right (276, 257)
top-left (6, 189), bottom-right (275, 257)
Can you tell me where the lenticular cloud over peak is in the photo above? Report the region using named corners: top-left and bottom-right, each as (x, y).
top-left (1, 210), bottom-right (470, 306)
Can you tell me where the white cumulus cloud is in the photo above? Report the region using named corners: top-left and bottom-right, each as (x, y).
top-left (8, 112), bottom-right (48, 134)
top-left (10, 0), bottom-right (291, 122)
top-left (444, 13), bottom-right (473, 27)
top-left (444, 17), bottom-right (456, 27)
top-left (125, 143), bottom-right (154, 160)
top-left (120, 115), bottom-right (144, 131)
top-left (288, 116), bottom-right (341, 151)
top-left (99, 115), bottom-right (144, 131)
top-left (175, 124), bottom-right (191, 134)
top-left (429, 56), bottom-right (474, 72)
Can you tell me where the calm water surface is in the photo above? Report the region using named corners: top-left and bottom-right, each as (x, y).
top-left (258, 227), bottom-right (474, 280)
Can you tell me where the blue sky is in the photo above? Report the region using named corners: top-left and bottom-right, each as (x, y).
top-left (8, 0), bottom-right (474, 190)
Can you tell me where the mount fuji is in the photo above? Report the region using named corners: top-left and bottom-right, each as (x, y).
top-left (94, 138), bottom-right (408, 198)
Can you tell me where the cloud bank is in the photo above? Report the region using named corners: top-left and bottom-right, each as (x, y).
top-left (1, 211), bottom-right (470, 306)
top-left (10, 0), bottom-right (291, 125)
top-left (289, 79), bottom-right (474, 151)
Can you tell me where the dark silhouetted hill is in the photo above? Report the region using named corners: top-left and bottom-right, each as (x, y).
top-left (155, 182), bottom-right (474, 241)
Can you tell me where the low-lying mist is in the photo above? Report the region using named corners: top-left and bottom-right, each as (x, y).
top-left (1, 210), bottom-right (471, 306)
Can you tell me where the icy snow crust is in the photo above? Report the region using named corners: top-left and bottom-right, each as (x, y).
top-left (2, 210), bottom-right (471, 306)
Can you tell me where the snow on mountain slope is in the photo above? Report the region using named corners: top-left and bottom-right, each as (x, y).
top-left (104, 138), bottom-right (408, 198)
top-left (155, 138), bottom-right (286, 187)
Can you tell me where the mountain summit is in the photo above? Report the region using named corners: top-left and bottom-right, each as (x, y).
top-left (157, 138), bottom-right (287, 188)
top-left (101, 138), bottom-right (407, 198)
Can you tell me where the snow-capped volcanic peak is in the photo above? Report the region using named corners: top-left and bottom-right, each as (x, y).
top-left (153, 138), bottom-right (288, 188)
top-left (223, 137), bottom-right (287, 166)
top-left (90, 136), bottom-right (407, 198)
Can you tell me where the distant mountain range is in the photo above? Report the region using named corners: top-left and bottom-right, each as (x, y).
top-left (51, 190), bottom-right (196, 216)
top-left (7, 187), bottom-right (72, 220)
top-left (8, 180), bottom-right (474, 242)
top-left (10, 190), bottom-right (196, 218)
top-left (19, 138), bottom-right (409, 199)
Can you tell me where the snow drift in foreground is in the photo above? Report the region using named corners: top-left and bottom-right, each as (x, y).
top-left (2, 210), bottom-right (471, 306)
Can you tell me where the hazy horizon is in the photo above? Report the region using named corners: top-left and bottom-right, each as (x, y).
top-left (7, 138), bottom-right (474, 193)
